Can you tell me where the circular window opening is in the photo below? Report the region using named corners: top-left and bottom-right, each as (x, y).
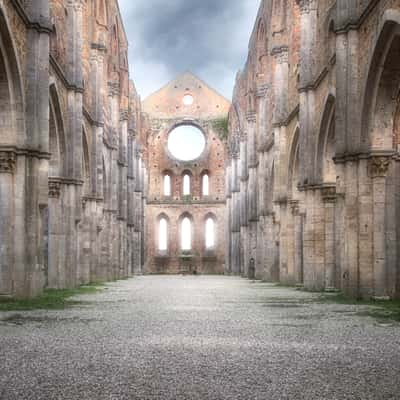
top-left (182, 94), bottom-right (194, 106)
top-left (168, 125), bottom-right (206, 161)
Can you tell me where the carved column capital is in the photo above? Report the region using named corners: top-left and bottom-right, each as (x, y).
top-left (0, 151), bottom-right (16, 173)
top-left (321, 186), bottom-right (337, 203)
top-left (368, 156), bottom-right (391, 178)
top-left (296, 0), bottom-right (317, 14)
top-left (120, 109), bottom-right (129, 121)
top-left (256, 84), bottom-right (269, 98)
top-left (271, 46), bottom-right (289, 64)
top-left (290, 200), bottom-right (300, 216)
top-left (246, 112), bottom-right (257, 124)
top-left (108, 81), bottom-right (120, 97)
top-left (49, 180), bottom-right (61, 198)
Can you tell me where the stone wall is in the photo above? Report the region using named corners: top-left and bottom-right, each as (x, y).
top-left (0, 0), bottom-right (145, 298)
top-left (143, 72), bottom-right (230, 274)
top-left (226, 0), bottom-right (400, 299)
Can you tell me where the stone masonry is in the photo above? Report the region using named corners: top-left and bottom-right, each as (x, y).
top-left (226, 0), bottom-right (400, 299)
top-left (143, 72), bottom-right (230, 274)
top-left (0, 0), bottom-right (145, 298)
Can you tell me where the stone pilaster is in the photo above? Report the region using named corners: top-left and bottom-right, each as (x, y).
top-left (369, 156), bottom-right (391, 299)
top-left (0, 152), bottom-right (16, 294)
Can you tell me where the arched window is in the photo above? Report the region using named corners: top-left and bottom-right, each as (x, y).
top-left (181, 217), bottom-right (192, 251)
top-left (202, 174), bottom-right (209, 196)
top-left (183, 174), bottom-right (191, 196)
top-left (159, 218), bottom-right (168, 252)
top-left (205, 218), bottom-right (215, 249)
top-left (163, 174), bottom-right (171, 196)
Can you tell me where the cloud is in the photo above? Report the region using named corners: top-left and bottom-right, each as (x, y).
top-left (118, 0), bottom-right (260, 100)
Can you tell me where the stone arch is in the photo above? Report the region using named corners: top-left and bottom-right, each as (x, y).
top-left (181, 170), bottom-right (193, 196)
top-left (49, 84), bottom-right (66, 177)
top-left (96, 0), bottom-right (108, 26)
top-left (102, 155), bottom-right (108, 204)
top-left (0, 7), bottom-right (24, 146)
top-left (178, 212), bottom-right (194, 252)
top-left (201, 169), bottom-right (210, 197)
top-left (156, 212), bottom-right (170, 253)
top-left (204, 212), bottom-right (217, 250)
top-left (162, 170), bottom-right (173, 196)
top-left (82, 127), bottom-right (91, 195)
top-left (316, 94), bottom-right (336, 184)
top-left (361, 11), bottom-right (400, 151)
top-left (288, 126), bottom-right (300, 199)
top-left (256, 18), bottom-right (268, 80)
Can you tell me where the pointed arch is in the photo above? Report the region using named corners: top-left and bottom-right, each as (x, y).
top-left (361, 10), bottom-right (400, 151)
top-left (179, 212), bottom-right (194, 252)
top-left (204, 212), bottom-right (217, 250)
top-left (288, 126), bottom-right (300, 199)
top-left (182, 170), bottom-right (192, 196)
top-left (82, 127), bottom-right (91, 195)
top-left (156, 213), bottom-right (170, 253)
top-left (0, 8), bottom-right (24, 146)
top-left (49, 83), bottom-right (67, 177)
top-left (96, 0), bottom-right (108, 26)
top-left (315, 94), bottom-right (336, 184)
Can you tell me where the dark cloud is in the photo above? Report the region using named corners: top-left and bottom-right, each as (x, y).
top-left (118, 0), bottom-right (260, 99)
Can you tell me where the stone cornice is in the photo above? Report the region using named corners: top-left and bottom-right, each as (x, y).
top-left (0, 146), bottom-right (51, 160)
top-left (333, 150), bottom-right (396, 164)
top-left (50, 55), bottom-right (84, 93)
top-left (10, 0), bottom-right (53, 33)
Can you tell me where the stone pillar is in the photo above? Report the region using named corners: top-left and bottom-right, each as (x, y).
top-left (0, 152), bottom-right (15, 294)
top-left (369, 156), bottom-right (391, 299)
top-left (322, 186), bottom-right (337, 290)
top-left (291, 201), bottom-right (304, 285)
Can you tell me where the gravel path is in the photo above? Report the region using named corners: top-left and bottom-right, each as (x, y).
top-left (0, 276), bottom-right (399, 400)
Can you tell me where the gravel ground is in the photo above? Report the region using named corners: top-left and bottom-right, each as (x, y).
top-left (0, 275), bottom-right (399, 400)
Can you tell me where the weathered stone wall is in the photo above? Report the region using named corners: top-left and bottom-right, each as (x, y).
top-left (143, 72), bottom-right (230, 274)
top-left (0, 0), bottom-right (145, 298)
top-left (226, 0), bottom-right (400, 299)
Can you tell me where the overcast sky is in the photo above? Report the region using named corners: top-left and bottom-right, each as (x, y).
top-left (118, 0), bottom-right (261, 100)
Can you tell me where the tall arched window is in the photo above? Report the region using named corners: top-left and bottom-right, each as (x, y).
top-left (183, 174), bottom-right (191, 196)
top-left (159, 218), bottom-right (168, 252)
top-left (163, 174), bottom-right (171, 196)
top-left (202, 174), bottom-right (209, 196)
top-left (181, 217), bottom-right (192, 251)
top-left (205, 218), bottom-right (215, 249)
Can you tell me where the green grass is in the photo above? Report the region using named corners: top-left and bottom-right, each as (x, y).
top-left (0, 285), bottom-right (104, 312)
top-left (315, 292), bottom-right (400, 322)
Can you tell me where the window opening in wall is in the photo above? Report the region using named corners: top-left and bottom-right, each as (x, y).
top-left (181, 217), bottom-right (192, 251)
top-left (159, 218), bottom-right (168, 251)
top-left (183, 174), bottom-right (191, 196)
top-left (163, 174), bottom-right (171, 196)
top-left (205, 218), bottom-right (215, 249)
top-left (182, 94), bottom-right (194, 106)
top-left (168, 125), bottom-right (206, 161)
top-left (202, 174), bottom-right (209, 196)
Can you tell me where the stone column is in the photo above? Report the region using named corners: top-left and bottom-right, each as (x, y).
top-left (247, 112), bottom-right (259, 278)
top-left (291, 201), bottom-right (304, 285)
top-left (0, 152), bottom-right (15, 294)
top-left (322, 186), bottom-right (337, 291)
top-left (47, 179), bottom-right (61, 288)
top-left (369, 156), bottom-right (391, 299)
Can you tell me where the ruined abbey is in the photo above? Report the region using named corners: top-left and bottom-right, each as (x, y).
top-left (226, 0), bottom-right (400, 300)
top-left (0, 0), bottom-right (400, 300)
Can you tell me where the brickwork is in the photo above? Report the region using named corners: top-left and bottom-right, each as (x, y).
top-left (226, 0), bottom-right (400, 299)
top-left (143, 72), bottom-right (230, 274)
top-left (0, 0), bottom-right (145, 298)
